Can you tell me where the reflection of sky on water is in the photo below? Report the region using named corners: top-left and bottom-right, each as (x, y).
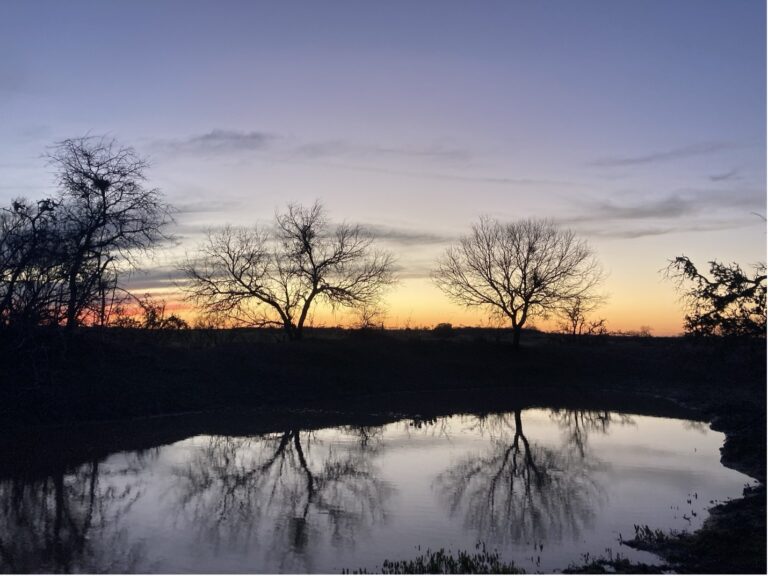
top-left (0, 410), bottom-right (753, 573)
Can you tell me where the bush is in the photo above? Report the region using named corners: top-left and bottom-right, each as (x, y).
top-left (432, 323), bottom-right (455, 338)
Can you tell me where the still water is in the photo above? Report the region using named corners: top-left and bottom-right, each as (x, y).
top-left (0, 409), bottom-right (754, 573)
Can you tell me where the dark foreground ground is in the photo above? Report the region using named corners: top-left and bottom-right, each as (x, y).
top-left (0, 327), bottom-right (765, 573)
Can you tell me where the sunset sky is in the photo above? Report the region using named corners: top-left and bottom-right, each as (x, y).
top-left (1, 0), bottom-right (765, 334)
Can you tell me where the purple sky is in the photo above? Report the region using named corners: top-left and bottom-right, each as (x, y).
top-left (1, 0), bottom-right (765, 332)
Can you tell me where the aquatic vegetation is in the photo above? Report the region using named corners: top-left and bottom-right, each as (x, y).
top-left (345, 543), bottom-right (524, 574)
top-left (628, 524), bottom-right (676, 546)
top-left (563, 551), bottom-right (663, 574)
top-left (622, 485), bottom-right (767, 574)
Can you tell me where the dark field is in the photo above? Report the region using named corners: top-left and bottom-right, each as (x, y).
top-left (0, 328), bottom-right (763, 432)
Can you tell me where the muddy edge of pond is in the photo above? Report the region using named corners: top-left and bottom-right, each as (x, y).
top-left (619, 402), bottom-right (766, 574)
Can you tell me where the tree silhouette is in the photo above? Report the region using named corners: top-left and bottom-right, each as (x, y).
top-left (181, 202), bottom-right (395, 340)
top-left (556, 295), bottom-right (608, 337)
top-left (666, 255), bottom-right (766, 338)
top-left (0, 137), bottom-right (171, 331)
top-left (433, 218), bottom-right (603, 347)
top-left (48, 137), bottom-right (172, 329)
top-left (0, 199), bottom-right (61, 327)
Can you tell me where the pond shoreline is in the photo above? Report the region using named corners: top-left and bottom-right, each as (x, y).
top-left (1, 330), bottom-right (764, 573)
top-left (618, 406), bottom-right (765, 574)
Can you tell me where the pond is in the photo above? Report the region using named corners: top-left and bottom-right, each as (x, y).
top-left (0, 408), bottom-right (754, 573)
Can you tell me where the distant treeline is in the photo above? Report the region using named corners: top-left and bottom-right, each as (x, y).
top-left (1, 136), bottom-right (764, 346)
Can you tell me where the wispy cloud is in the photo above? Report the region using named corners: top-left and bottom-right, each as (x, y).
top-left (155, 129), bottom-right (468, 163)
top-left (173, 199), bottom-right (243, 214)
top-left (709, 168), bottom-right (741, 182)
top-left (169, 219), bottom-right (454, 248)
top-left (304, 161), bottom-right (572, 186)
top-left (564, 188), bottom-right (762, 224)
top-left (567, 195), bottom-right (694, 221)
top-left (558, 187), bottom-right (765, 238)
top-left (123, 265), bottom-right (185, 290)
top-left (576, 219), bottom-right (757, 239)
top-left (157, 130), bottom-right (276, 155)
top-left (165, 222), bottom-right (226, 243)
top-left (293, 140), bottom-right (471, 163)
top-left (588, 142), bottom-right (738, 167)
top-left (391, 262), bottom-right (435, 280)
top-left (152, 129), bottom-right (569, 187)
top-left (361, 224), bottom-right (455, 246)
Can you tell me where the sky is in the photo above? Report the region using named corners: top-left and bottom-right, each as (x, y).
top-left (1, 0), bottom-right (765, 334)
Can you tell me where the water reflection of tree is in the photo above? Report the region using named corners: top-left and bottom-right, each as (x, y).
top-left (0, 451), bottom-right (151, 572)
top-left (549, 409), bottom-right (635, 457)
top-left (435, 410), bottom-right (605, 545)
top-left (173, 428), bottom-right (391, 568)
top-left (339, 425), bottom-right (385, 451)
top-left (682, 419), bottom-right (709, 433)
top-left (404, 416), bottom-right (453, 440)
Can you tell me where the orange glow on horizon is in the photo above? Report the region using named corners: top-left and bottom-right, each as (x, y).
top-left (138, 278), bottom-right (685, 336)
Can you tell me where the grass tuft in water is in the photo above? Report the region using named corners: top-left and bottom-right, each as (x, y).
top-left (627, 524), bottom-right (675, 546)
top-left (344, 543), bottom-right (524, 574)
top-left (562, 550), bottom-right (663, 574)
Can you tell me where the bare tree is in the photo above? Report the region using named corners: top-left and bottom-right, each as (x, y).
top-left (181, 202), bottom-right (395, 340)
top-left (354, 302), bottom-right (388, 330)
top-left (0, 198), bottom-right (63, 327)
top-left (0, 137), bottom-right (171, 333)
top-left (433, 217), bottom-right (603, 347)
top-left (557, 294), bottom-right (607, 336)
top-left (48, 136), bottom-right (172, 329)
top-left (109, 293), bottom-right (189, 330)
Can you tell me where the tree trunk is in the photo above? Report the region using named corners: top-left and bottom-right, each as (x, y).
top-left (65, 247), bottom-right (87, 330)
top-left (65, 270), bottom-right (79, 329)
top-left (512, 324), bottom-right (522, 348)
top-left (53, 471), bottom-right (66, 571)
top-left (284, 321), bottom-right (302, 341)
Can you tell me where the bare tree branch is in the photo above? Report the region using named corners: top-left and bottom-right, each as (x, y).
top-left (47, 136), bottom-right (173, 328)
top-left (180, 202), bottom-right (396, 339)
top-left (433, 218), bottom-right (604, 347)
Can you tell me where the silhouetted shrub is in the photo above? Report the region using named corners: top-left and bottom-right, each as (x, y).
top-left (666, 256), bottom-right (766, 339)
top-left (432, 323), bottom-right (455, 338)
